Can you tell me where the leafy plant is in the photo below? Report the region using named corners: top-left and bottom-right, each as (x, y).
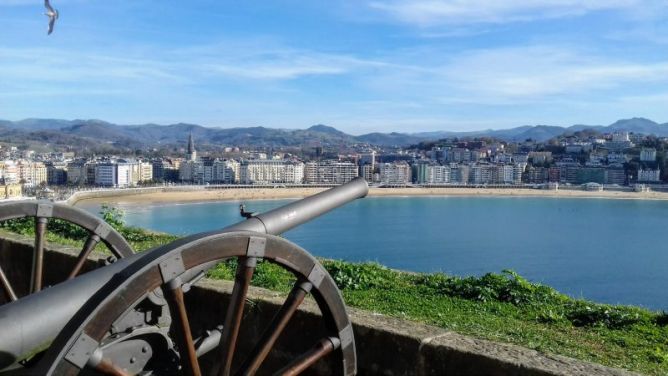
top-left (322, 260), bottom-right (390, 290)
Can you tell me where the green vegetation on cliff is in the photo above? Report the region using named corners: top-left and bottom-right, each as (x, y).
top-left (2, 207), bottom-right (666, 375)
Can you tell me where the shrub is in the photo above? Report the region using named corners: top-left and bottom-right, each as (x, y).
top-left (322, 260), bottom-right (390, 290)
top-left (566, 303), bottom-right (642, 329)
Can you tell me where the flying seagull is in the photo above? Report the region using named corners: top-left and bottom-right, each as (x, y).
top-left (44, 0), bottom-right (58, 35)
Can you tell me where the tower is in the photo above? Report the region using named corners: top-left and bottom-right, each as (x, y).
top-left (186, 132), bottom-right (197, 161)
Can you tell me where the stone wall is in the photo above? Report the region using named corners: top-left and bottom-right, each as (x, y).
top-left (0, 234), bottom-right (637, 375)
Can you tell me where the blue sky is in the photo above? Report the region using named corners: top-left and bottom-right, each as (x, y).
top-left (1, 0), bottom-right (667, 134)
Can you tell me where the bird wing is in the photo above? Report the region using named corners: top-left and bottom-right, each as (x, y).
top-left (47, 17), bottom-right (55, 34)
top-left (44, 0), bottom-right (55, 13)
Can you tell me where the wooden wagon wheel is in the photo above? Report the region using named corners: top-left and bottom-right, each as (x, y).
top-left (0, 201), bottom-right (134, 302)
top-left (38, 231), bottom-right (356, 375)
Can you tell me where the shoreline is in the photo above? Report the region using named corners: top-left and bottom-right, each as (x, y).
top-left (73, 186), bottom-right (668, 206)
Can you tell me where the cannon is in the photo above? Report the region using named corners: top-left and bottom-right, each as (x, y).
top-left (0, 177), bottom-right (369, 375)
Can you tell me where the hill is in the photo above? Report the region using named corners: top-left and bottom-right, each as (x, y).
top-left (1, 117), bottom-right (666, 151)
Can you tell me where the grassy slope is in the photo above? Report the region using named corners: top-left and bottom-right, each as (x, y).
top-left (2, 214), bottom-right (667, 375)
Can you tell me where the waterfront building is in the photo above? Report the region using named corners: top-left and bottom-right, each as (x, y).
top-left (638, 169), bottom-right (661, 182)
top-left (605, 167), bottom-right (626, 185)
top-left (151, 159), bottom-right (180, 182)
top-left (116, 163), bottom-right (132, 187)
top-left (239, 159), bottom-right (304, 184)
top-left (515, 163), bottom-right (527, 184)
top-left (556, 161), bottom-right (579, 184)
top-left (17, 161), bottom-right (47, 186)
top-left (94, 162), bottom-right (134, 187)
top-left (213, 159), bottom-right (240, 183)
top-left (548, 167), bottom-right (560, 182)
top-left (304, 161), bottom-right (359, 184)
top-left (525, 166), bottom-right (548, 184)
top-left (414, 164), bottom-right (450, 184)
top-left (85, 163), bottom-right (97, 185)
top-left (179, 160), bottom-right (203, 183)
top-left (66, 161), bottom-right (87, 185)
top-left (202, 158), bottom-right (215, 183)
top-left (575, 167), bottom-right (605, 184)
top-left (46, 162), bottom-right (67, 185)
top-left (140, 162), bottom-right (153, 182)
top-left (379, 162), bottom-right (411, 185)
top-left (94, 163), bottom-right (116, 187)
top-left (360, 164), bottom-right (379, 183)
top-left (449, 164), bottom-right (469, 184)
top-left (493, 165), bottom-right (514, 184)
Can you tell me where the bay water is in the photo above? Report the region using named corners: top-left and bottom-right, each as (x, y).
top-left (80, 196), bottom-right (668, 310)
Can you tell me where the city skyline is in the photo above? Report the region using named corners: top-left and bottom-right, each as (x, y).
top-left (1, 1), bottom-right (667, 133)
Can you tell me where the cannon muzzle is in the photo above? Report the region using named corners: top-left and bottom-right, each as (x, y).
top-left (0, 178), bottom-right (368, 370)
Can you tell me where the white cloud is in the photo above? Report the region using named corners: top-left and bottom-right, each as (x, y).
top-left (198, 52), bottom-right (371, 80)
top-left (356, 45), bottom-right (668, 107)
top-left (368, 0), bottom-right (644, 26)
top-left (442, 46), bottom-right (668, 100)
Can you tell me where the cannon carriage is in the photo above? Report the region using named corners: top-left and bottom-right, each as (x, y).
top-left (0, 178), bottom-right (368, 375)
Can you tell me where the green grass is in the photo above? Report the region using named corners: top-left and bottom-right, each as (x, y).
top-left (2, 209), bottom-right (667, 375)
top-left (208, 260), bottom-right (668, 375)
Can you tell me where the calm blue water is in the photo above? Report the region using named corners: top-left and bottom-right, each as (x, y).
top-left (80, 197), bottom-right (668, 310)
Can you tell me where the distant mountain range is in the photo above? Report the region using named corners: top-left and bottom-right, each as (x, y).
top-left (0, 117), bottom-right (666, 150)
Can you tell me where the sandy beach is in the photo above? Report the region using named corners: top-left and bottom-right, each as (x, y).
top-left (72, 186), bottom-right (668, 206)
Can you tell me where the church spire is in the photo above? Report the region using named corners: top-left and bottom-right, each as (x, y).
top-left (186, 132), bottom-right (197, 161)
top-left (187, 132), bottom-right (195, 154)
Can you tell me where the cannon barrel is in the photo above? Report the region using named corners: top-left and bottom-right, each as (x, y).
top-left (0, 178), bottom-right (368, 370)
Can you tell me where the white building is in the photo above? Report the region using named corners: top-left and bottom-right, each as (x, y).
top-left (379, 162), bottom-right (411, 185)
top-left (179, 160), bottom-right (203, 182)
top-left (640, 148), bottom-right (657, 162)
top-left (213, 159), bottom-right (240, 183)
top-left (116, 163), bottom-right (132, 187)
top-left (425, 165), bottom-right (450, 184)
top-left (240, 160), bottom-right (304, 184)
top-left (0, 161), bottom-right (19, 183)
top-left (470, 164), bottom-right (494, 184)
top-left (638, 169), bottom-right (661, 182)
top-left (494, 165), bottom-right (515, 184)
top-left (304, 161), bottom-right (359, 184)
top-left (140, 162), bottom-right (153, 182)
top-left (95, 163), bottom-right (116, 187)
top-left (94, 161), bottom-right (142, 187)
top-left (17, 161), bottom-right (47, 186)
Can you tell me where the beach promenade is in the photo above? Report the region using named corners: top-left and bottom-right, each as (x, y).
top-left (70, 185), bottom-right (668, 206)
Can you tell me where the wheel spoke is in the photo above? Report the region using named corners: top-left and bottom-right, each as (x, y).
top-left (273, 337), bottom-right (341, 376)
top-left (0, 263), bottom-right (17, 301)
top-left (215, 256), bottom-right (257, 376)
top-left (67, 234), bottom-right (100, 279)
top-left (31, 217), bottom-right (48, 293)
top-left (164, 278), bottom-right (202, 376)
top-left (238, 281), bottom-right (313, 375)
